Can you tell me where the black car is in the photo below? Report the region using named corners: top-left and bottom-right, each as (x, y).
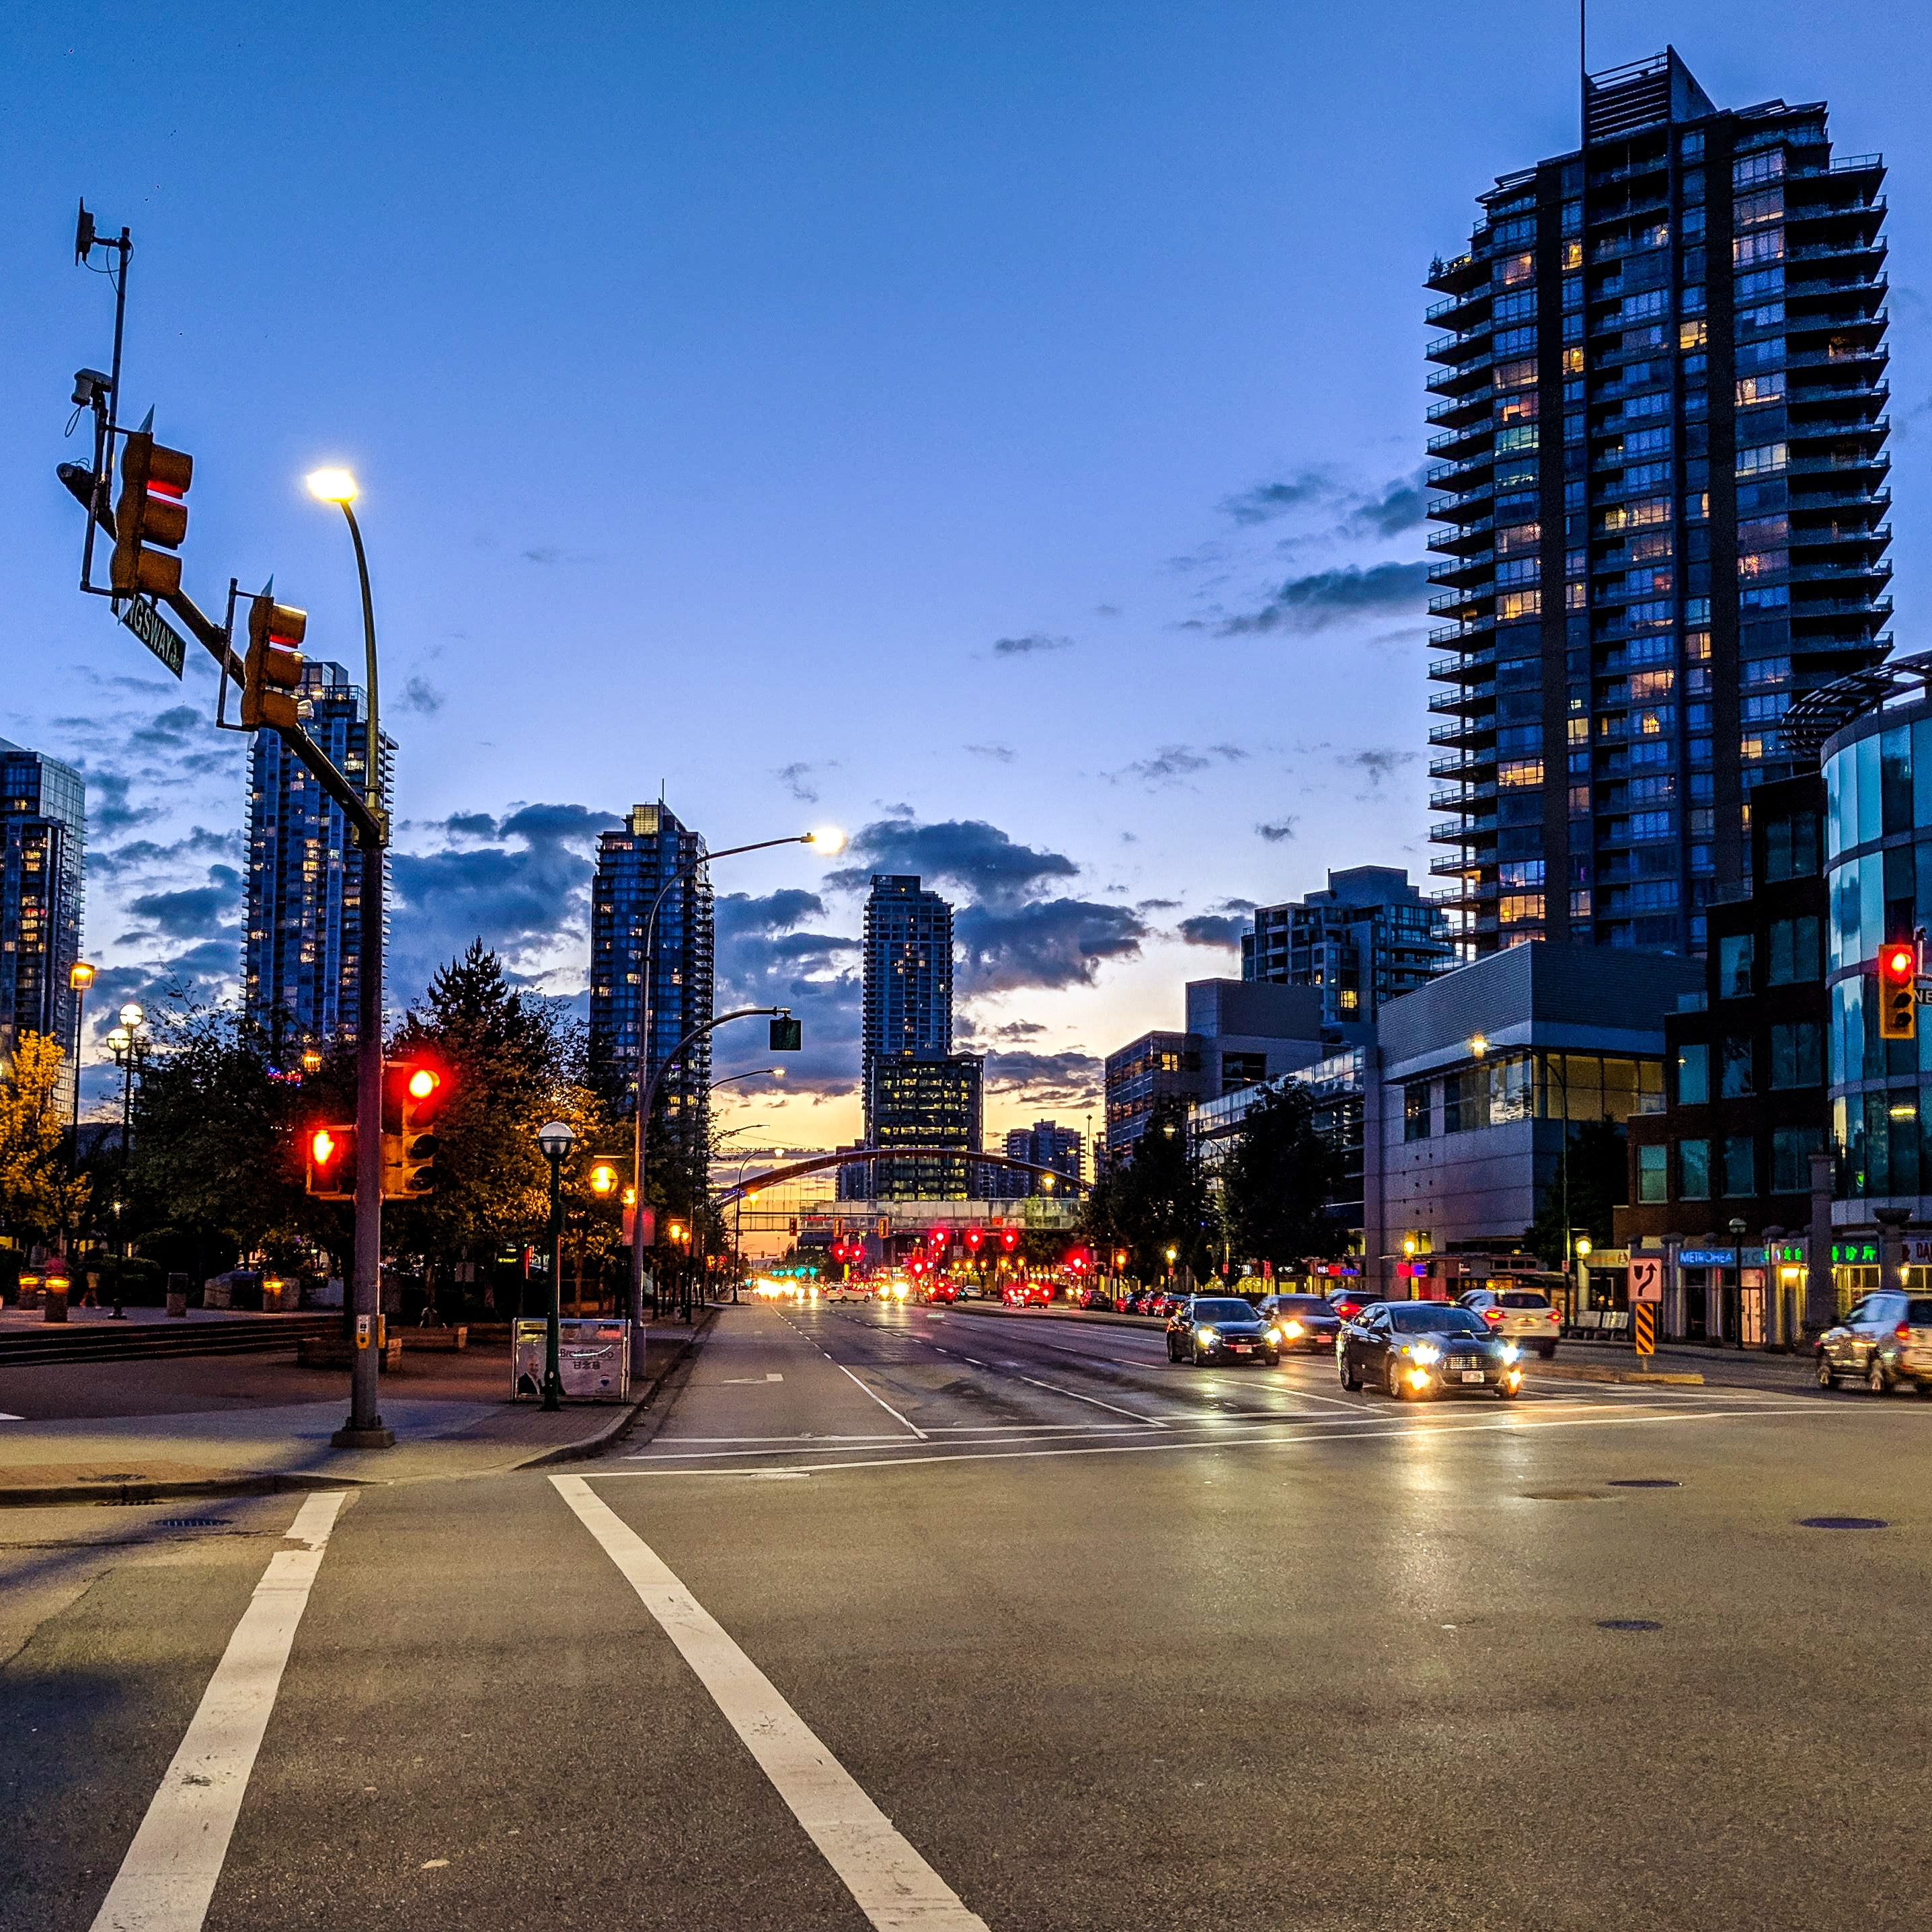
top-left (1338, 1300), bottom-right (1523, 1401)
top-left (1167, 1295), bottom-right (1281, 1366)
top-left (1255, 1292), bottom-right (1341, 1352)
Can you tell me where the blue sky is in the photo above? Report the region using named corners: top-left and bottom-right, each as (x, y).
top-left (5, 1), bottom-right (1929, 1143)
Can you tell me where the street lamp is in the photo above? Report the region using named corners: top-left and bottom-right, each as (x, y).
top-left (108, 1005), bottom-right (147, 1245)
top-left (308, 463), bottom-right (393, 1451)
top-left (536, 1120), bottom-right (576, 1411)
top-left (625, 827), bottom-right (843, 1375)
top-left (67, 962), bottom-right (94, 1174)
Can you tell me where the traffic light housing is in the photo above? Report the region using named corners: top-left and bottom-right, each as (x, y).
top-left (770, 1014), bottom-right (802, 1052)
top-left (111, 430), bottom-right (192, 598)
top-left (305, 1123), bottom-right (357, 1200)
top-left (1879, 942), bottom-right (1919, 1041)
top-left (382, 1060), bottom-right (447, 1197)
top-left (242, 594), bottom-right (307, 732)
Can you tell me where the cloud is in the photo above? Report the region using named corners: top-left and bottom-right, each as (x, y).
top-left (1178, 913), bottom-right (1246, 950)
top-left (1212, 896), bottom-right (1258, 913)
top-left (1346, 470), bottom-right (1429, 538)
top-left (991, 633), bottom-right (1074, 658)
top-left (1221, 468), bottom-right (1345, 527)
top-left (1255, 819), bottom-right (1298, 843)
top-left (716, 888), bottom-right (829, 937)
top-left (1214, 561), bottom-right (1430, 637)
top-left (711, 890), bottom-right (861, 1095)
top-left (91, 826), bottom-right (237, 882)
top-left (1136, 897), bottom-right (1182, 913)
top-left (956, 898), bottom-right (1147, 993)
top-left (399, 675), bottom-right (446, 716)
top-left (1340, 747), bottom-right (1419, 789)
top-left (1112, 742), bottom-right (1247, 787)
top-left (983, 1048), bottom-right (1103, 1108)
top-left (964, 744), bottom-right (1015, 763)
top-left (828, 818), bottom-right (1079, 906)
top-left (775, 761), bottom-right (820, 804)
top-left (121, 866), bottom-right (243, 943)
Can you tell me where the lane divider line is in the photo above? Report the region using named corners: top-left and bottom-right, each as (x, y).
top-left (552, 1475), bottom-right (990, 1932)
top-left (1012, 1375), bottom-right (1168, 1428)
top-left (828, 1359), bottom-right (929, 1439)
top-left (87, 1490), bottom-right (349, 1932)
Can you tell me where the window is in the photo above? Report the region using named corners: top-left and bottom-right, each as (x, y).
top-left (1767, 914), bottom-right (1821, 982)
top-left (1771, 1126), bottom-right (1823, 1194)
top-left (1676, 1042), bottom-right (1709, 1106)
top-left (1769, 1021), bottom-right (1822, 1090)
top-left (1720, 1036), bottom-right (1754, 1099)
top-left (1733, 150), bottom-right (1785, 188)
top-left (1496, 522), bottom-right (1540, 555)
top-left (1404, 1084), bottom-right (1432, 1141)
top-left (1733, 229), bottom-right (1785, 268)
top-left (1637, 1143), bottom-right (1668, 1203)
top-left (1678, 1138), bottom-right (1711, 1200)
top-left (1736, 442), bottom-right (1788, 477)
top-left (1722, 1134), bottom-right (1756, 1198)
top-left (1717, 933), bottom-right (1754, 998)
top-left (1736, 373), bottom-right (1785, 408)
top-left (1444, 1067), bottom-right (1488, 1134)
top-left (1497, 557), bottom-right (1540, 586)
top-left (1498, 759), bottom-right (1543, 788)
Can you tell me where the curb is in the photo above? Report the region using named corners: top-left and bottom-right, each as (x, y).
top-left (0, 1311), bottom-right (720, 1508)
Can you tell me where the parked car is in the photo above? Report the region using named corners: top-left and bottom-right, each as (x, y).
top-left (1256, 1292), bottom-right (1342, 1352)
top-left (1817, 1292), bottom-right (1932, 1393)
top-left (1339, 1300), bottom-right (1523, 1400)
top-left (922, 1280), bottom-right (959, 1303)
top-left (1458, 1286), bottom-right (1563, 1358)
top-left (1166, 1295), bottom-right (1282, 1367)
top-left (1075, 1283), bottom-right (1114, 1310)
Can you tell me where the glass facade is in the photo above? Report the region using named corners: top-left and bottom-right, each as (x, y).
top-left (1242, 866), bottom-right (1453, 1021)
top-left (1427, 50), bottom-right (1890, 960)
top-left (0, 738), bottom-right (85, 1115)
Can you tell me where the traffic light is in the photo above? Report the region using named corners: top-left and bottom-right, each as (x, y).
top-left (1000, 1227), bottom-right (1019, 1253)
top-left (381, 1060), bottom-right (446, 1197)
top-left (242, 594), bottom-right (307, 732)
top-left (110, 430), bottom-right (192, 598)
top-left (305, 1123), bottom-right (357, 1200)
top-left (1879, 941), bottom-right (1919, 1041)
top-left (965, 1228), bottom-right (983, 1253)
top-left (770, 1014), bottom-right (802, 1052)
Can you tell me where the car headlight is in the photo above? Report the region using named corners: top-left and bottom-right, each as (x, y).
top-left (1411, 1344), bottom-right (1441, 1366)
top-left (1500, 1342), bottom-right (1520, 1363)
top-left (1283, 1321), bottom-right (1303, 1338)
top-left (1197, 1328), bottom-right (1218, 1346)
top-left (1267, 1326), bottom-right (1284, 1344)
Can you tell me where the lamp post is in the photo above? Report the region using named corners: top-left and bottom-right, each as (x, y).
top-left (625, 828), bottom-right (841, 1377)
top-left (537, 1120), bottom-right (576, 1410)
top-left (106, 1004), bottom-right (146, 1253)
top-left (67, 962), bottom-right (94, 1176)
top-left (308, 466), bottom-right (394, 1451)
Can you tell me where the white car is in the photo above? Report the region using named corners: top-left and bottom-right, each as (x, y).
top-left (1457, 1286), bottom-right (1561, 1358)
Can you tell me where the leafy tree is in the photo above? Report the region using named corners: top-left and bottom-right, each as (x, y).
top-left (1524, 1118), bottom-right (1627, 1267)
top-left (1219, 1081), bottom-right (1348, 1270)
top-left (1087, 1099), bottom-right (1213, 1278)
top-left (0, 1034), bottom-right (89, 1245)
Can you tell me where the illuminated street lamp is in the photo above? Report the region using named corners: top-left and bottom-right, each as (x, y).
top-left (67, 961), bottom-right (94, 1170)
top-left (535, 1120), bottom-right (576, 1411)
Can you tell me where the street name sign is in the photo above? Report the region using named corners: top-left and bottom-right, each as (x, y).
top-left (114, 593), bottom-right (187, 678)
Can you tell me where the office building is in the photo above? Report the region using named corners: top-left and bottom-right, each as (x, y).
top-left (589, 804), bottom-right (714, 1148)
top-left (1242, 865), bottom-right (1454, 1023)
top-left (865, 1052), bottom-right (984, 1200)
top-left (1104, 979), bottom-right (1325, 1166)
top-left (0, 739), bottom-right (85, 1114)
top-left (1003, 1119), bottom-right (1083, 1196)
top-left (243, 664), bottom-right (391, 1054)
top-left (1426, 48), bottom-right (1890, 958)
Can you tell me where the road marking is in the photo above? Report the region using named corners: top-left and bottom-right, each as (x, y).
top-left (553, 1475), bottom-right (990, 1931)
top-left (721, 1373), bottom-right (785, 1383)
top-left (628, 1423), bottom-right (1173, 1461)
top-left (87, 1490), bottom-right (348, 1932)
top-left (828, 1359), bottom-right (929, 1439)
top-left (1013, 1375), bottom-right (1168, 1426)
top-left (0, 1412), bottom-right (22, 1422)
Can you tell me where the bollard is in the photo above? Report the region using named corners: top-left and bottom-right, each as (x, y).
top-left (44, 1278), bottom-right (71, 1323)
top-left (165, 1272), bottom-right (190, 1317)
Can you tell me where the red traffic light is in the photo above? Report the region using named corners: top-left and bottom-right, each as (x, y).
top-left (1885, 945), bottom-right (1916, 981)
top-left (311, 1126), bottom-right (342, 1167)
top-left (1000, 1228), bottom-right (1019, 1251)
top-left (407, 1067), bottom-right (438, 1100)
top-left (966, 1228), bottom-right (983, 1251)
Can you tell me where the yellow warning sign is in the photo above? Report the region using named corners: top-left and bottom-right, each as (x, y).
top-left (1633, 1303), bottom-right (1656, 1356)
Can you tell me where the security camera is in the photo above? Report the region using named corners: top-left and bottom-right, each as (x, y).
top-left (71, 368), bottom-right (112, 409)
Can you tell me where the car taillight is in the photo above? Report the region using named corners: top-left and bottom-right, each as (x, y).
top-left (1482, 1308), bottom-right (1504, 1323)
top-left (1547, 1309), bottom-right (1561, 1323)
top-left (1896, 1321), bottom-right (1912, 1342)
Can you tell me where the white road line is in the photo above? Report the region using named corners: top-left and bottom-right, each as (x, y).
top-left (553, 1476), bottom-right (990, 1931)
top-left (88, 1490), bottom-right (348, 1932)
top-left (629, 1424), bottom-right (1174, 1462)
top-left (830, 1359), bottom-right (929, 1439)
top-left (1012, 1375), bottom-right (1168, 1426)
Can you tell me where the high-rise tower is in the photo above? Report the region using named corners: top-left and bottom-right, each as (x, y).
top-left (0, 739), bottom-right (85, 1115)
top-left (1426, 49), bottom-right (1890, 957)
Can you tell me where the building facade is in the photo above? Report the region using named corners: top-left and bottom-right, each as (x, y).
top-left (1242, 866), bottom-right (1454, 1023)
top-left (0, 739), bottom-right (85, 1114)
top-left (589, 803), bottom-right (714, 1147)
top-left (1426, 48), bottom-right (1890, 958)
top-left (1003, 1119), bottom-right (1084, 1195)
top-left (864, 1052), bottom-right (984, 1200)
top-left (243, 663), bottom-right (391, 1056)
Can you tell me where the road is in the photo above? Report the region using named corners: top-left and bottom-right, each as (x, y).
top-left (4, 1298), bottom-right (1929, 1931)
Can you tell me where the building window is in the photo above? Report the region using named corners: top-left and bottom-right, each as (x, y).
top-left (1767, 915), bottom-right (1822, 984)
top-left (1637, 1143), bottom-right (1668, 1203)
top-left (1678, 1138), bottom-right (1712, 1200)
top-left (1404, 1084), bottom-right (1432, 1142)
top-left (1722, 1134), bottom-right (1756, 1198)
top-left (1444, 1067), bottom-right (1488, 1134)
top-left (1676, 1042), bottom-right (1709, 1106)
top-left (1771, 1126), bottom-right (1822, 1194)
top-left (1717, 934), bottom-right (1754, 998)
top-left (1720, 1036), bottom-right (1755, 1099)
top-left (1769, 1021), bottom-right (1822, 1090)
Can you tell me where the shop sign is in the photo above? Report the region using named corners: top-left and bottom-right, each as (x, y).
top-left (1831, 1241), bottom-right (1880, 1266)
top-left (1679, 1247), bottom-right (1736, 1267)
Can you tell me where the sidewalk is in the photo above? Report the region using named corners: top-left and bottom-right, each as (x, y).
top-left (0, 1313), bottom-right (716, 1506)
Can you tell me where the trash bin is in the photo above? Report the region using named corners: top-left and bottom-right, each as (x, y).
top-left (166, 1272), bottom-right (190, 1318)
top-left (512, 1317), bottom-right (630, 1401)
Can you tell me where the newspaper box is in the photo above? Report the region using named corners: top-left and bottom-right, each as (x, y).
top-left (512, 1317), bottom-right (630, 1401)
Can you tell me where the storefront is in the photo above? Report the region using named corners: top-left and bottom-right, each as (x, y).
top-left (1672, 1239), bottom-right (1808, 1345)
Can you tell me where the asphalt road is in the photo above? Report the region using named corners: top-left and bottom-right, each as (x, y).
top-left (5, 1298), bottom-right (1930, 1931)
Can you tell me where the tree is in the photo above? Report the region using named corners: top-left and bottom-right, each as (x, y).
top-left (1524, 1118), bottom-right (1627, 1268)
top-left (1089, 1099), bottom-right (1213, 1278)
top-left (0, 1034), bottom-right (89, 1245)
top-left (1219, 1081), bottom-right (1348, 1270)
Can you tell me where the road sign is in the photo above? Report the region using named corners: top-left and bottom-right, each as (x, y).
top-left (1629, 1257), bottom-right (1664, 1304)
top-left (1633, 1303), bottom-right (1656, 1356)
top-left (115, 593), bottom-right (187, 677)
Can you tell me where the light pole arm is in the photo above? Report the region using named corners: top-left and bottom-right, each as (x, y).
top-left (637, 1008), bottom-right (788, 1140)
top-left (340, 502), bottom-right (381, 812)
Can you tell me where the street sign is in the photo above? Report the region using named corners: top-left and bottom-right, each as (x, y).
top-left (115, 593), bottom-right (187, 677)
top-left (1629, 1257), bottom-right (1664, 1305)
top-left (1633, 1303), bottom-right (1656, 1356)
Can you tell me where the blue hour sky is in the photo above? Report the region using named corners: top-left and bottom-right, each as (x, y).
top-left (3, 1), bottom-right (1928, 1145)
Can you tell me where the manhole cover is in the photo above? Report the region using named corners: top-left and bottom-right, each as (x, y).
top-left (1800, 1516), bottom-right (1888, 1530)
top-left (1596, 1619), bottom-right (1664, 1632)
top-left (155, 1518), bottom-right (235, 1529)
top-left (1608, 1479), bottom-right (1680, 1488)
top-left (1523, 1490), bottom-right (1613, 1501)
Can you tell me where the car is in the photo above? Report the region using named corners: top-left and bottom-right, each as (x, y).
top-left (1458, 1286), bottom-right (1563, 1358)
top-left (1256, 1292), bottom-right (1342, 1352)
top-left (1817, 1292), bottom-right (1932, 1393)
top-left (923, 1280), bottom-right (959, 1303)
top-left (1076, 1283), bottom-right (1114, 1310)
top-left (1326, 1287), bottom-right (1377, 1321)
top-left (1338, 1299), bottom-right (1524, 1400)
top-left (1166, 1295), bottom-right (1282, 1366)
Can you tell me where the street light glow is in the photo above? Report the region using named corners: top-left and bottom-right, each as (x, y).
top-left (1469, 1033), bottom-right (1487, 1058)
top-left (70, 962), bottom-right (95, 991)
top-left (306, 467), bottom-right (359, 504)
top-left (806, 826), bottom-right (847, 854)
top-left (119, 1002), bottom-right (145, 1028)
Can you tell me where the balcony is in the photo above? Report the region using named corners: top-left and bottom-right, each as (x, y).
top-left (1430, 614), bottom-right (1498, 648)
top-left (1429, 677), bottom-right (1495, 708)
top-left (1426, 550), bottom-right (1494, 587)
top-left (1788, 449), bottom-right (1890, 478)
top-left (1428, 516), bottom-right (1495, 557)
top-left (1425, 329), bottom-right (1493, 367)
top-left (1429, 589), bottom-right (1490, 618)
top-left (1426, 391), bottom-right (1492, 428)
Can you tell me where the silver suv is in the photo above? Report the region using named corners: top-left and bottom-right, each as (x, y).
top-left (1457, 1286), bottom-right (1562, 1359)
top-left (1818, 1292), bottom-right (1932, 1394)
